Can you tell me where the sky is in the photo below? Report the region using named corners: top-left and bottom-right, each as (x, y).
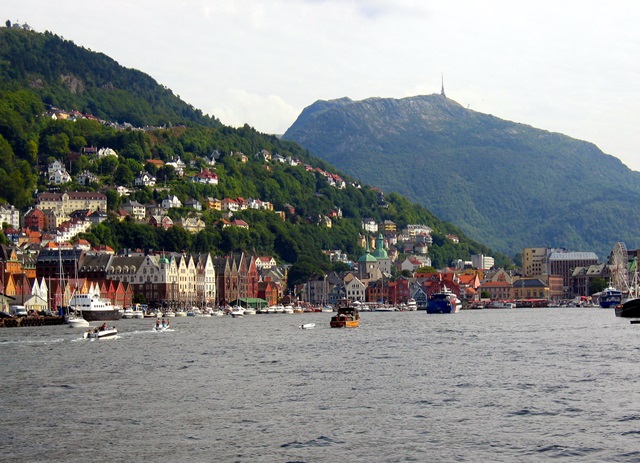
top-left (6, 0), bottom-right (640, 171)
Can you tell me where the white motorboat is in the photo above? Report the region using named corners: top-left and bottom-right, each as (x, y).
top-left (300, 323), bottom-right (316, 329)
top-left (154, 323), bottom-right (171, 332)
top-left (84, 327), bottom-right (118, 339)
top-left (67, 314), bottom-right (90, 328)
top-left (374, 305), bottom-right (396, 312)
top-left (121, 308), bottom-right (135, 319)
top-left (230, 307), bottom-right (244, 318)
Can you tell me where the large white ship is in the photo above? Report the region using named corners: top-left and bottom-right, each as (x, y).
top-left (68, 294), bottom-right (123, 321)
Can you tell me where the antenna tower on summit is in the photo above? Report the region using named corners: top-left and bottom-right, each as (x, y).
top-left (440, 73), bottom-right (446, 98)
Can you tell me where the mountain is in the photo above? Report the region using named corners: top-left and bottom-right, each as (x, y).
top-left (0, 26), bottom-right (507, 277)
top-left (0, 27), bottom-right (219, 128)
top-left (283, 94), bottom-right (640, 259)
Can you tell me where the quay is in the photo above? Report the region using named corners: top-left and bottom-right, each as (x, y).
top-left (0, 316), bottom-right (65, 328)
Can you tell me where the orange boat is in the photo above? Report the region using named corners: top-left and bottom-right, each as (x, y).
top-left (330, 299), bottom-right (360, 328)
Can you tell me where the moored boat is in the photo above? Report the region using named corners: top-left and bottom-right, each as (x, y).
top-left (427, 286), bottom-right (462, 314)
top-left (121, 307), bottom-right (136, 319)
top-left (330, 299), bottom-right (360, 328)
top-left (599, 287), bottom-right (622, 308)
top-left (66, 314), bottom-right (90, 328)
top-left (485, 300), bottom-right (516, 309)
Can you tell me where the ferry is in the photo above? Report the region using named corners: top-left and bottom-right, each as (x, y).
top-left (599, 287), bottom-right (622, 308)
top-left (426, 286), bottom-right (462, 314)
top-left (67, 294), bottom-right (123, 322)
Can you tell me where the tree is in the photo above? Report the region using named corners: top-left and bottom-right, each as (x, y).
top-left (42, 133), bottom-right (70, 159)
top-left (589, 277), bottom-right (608, 296)
top-left (104, 189), bottom-right (121, 212)
top-left (416, 266), bottom-right (437, 274)
top-left (114, 164), bottom-right (134, 185)
top-left (332, 262), bottom-right (351, 272)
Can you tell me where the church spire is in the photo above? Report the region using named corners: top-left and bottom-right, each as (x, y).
top-left (440, 73), bottom-right (446, 98)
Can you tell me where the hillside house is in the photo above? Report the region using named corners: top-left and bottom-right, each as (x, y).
top-left (134, 171), bottom-right (156, 187)
top-left (190, 168), bottom-right (218, 185)
top-left (76, 170), bottom-right (98, 186)
top-left (162, 195), bottom-right (182, 209)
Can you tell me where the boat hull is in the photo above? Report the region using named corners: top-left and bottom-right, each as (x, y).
top-left (84, 328), bottom-right (118, 339)
top-left (426, 303), bottom-right (460, 314)
top-left (427, 297), bottom-right (462, 314)
top-left (329, 319), bottom-right (359, 328)
top-left (615, 298), bottom-right (640, 318)
top-left (78, 310), bottom-right (123, 322)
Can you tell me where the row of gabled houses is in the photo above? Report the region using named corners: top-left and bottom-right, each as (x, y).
top-left (0, 244), bottom-right (287, 312)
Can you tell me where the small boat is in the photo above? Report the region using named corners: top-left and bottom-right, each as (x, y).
top-left (374, 305), bottom-right (396, 312)
top-left (615, 298), bottom-right (640, 318)
top-left (67, 313), bottom-right (90, 328)
top-left (121, 308), bottom-right (136, 319)
top-left (300, 323), bottom-right (316, 329)
top-left (154, 324), bottom-right (171, 332)
top-left (84, 326), bottom-right (118, 339)
top-left (599, 287), bottom-right (622, 308)
top-left (330, 299), bottom-right (360, 328)
top-left (230, 307), bottom-right (244, 318)
top-left (427, 286), bottom-right (462, 314)
top-left (405, 298), bottom-right (418, 311)
top-left (485, 301), bottom-right (516, 309)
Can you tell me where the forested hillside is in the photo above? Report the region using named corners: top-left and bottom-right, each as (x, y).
top-left (0, 26), bottom-right (508, 284)
top-left (283, 94), bottom-right (640, 259)
top-left (0, 27), bottom-right (219, 128)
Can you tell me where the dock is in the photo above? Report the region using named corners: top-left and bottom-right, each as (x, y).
top-left (0, 316), bottom-right (65, 328)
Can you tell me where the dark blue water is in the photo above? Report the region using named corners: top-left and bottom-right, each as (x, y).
top-left (1, 308), bottom-right (639, 462)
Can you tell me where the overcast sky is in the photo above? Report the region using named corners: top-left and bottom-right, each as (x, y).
top-left (7, 0), bottom-right (640, 171)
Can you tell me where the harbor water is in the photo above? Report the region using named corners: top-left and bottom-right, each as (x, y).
top-left (1, 307), bottom-right (639, 462)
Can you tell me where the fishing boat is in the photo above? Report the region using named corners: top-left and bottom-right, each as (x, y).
top-left (599, 287), bottom-right (622, 308)
top-left (330, 299), bottom-right (360, 328)
top-left (427, 286), bottom-right (462, 314)
top-left (84, 326), bottom-right (118, 339)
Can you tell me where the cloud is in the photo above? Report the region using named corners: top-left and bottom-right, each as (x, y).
top-left (211, 89), bottom-right (299, 135)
